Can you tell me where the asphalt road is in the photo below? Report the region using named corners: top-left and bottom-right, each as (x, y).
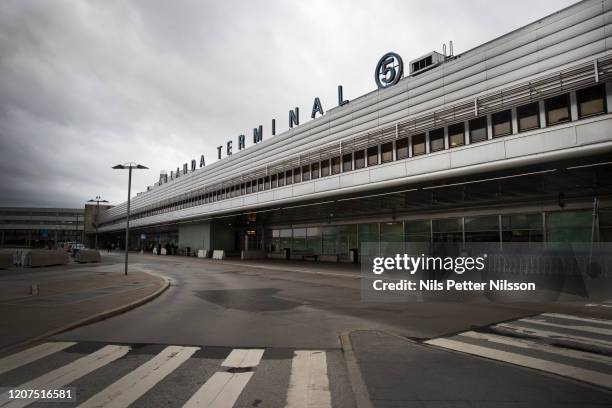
top-left (52, 253), bottom-right (543, 349)
top-left (2, 253), bottom-right (610, 407)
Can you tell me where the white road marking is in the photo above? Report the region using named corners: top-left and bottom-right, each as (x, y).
top-left (521, 318), bottom-right (612, 336)
top-left (586, 304), bottom-right (612, 308)
top-left (0, 345), bottom-right (130, 408)
top-left (285, 350), bottom-right (331, 408)
top-left (495, 322), bottom-right (612, 349)
top-left (460, 331), bottom-right (612, 366)
top-left (183, 372), bottom-right (254, 408)
top-left (542, 313), bottom-right (612, 327)
top-left (0, 342), bottom-right (76, 375)
top-left (221, 349), bottom-right (264, 368)
top-left (79, 345), bottom-right (198, 408)
top-left (426, 337), bottom-right (612, 389)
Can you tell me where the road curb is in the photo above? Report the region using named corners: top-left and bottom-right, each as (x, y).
top-left (339, 331), bottom-right (375, 408)
top-left (0, 272), bottom-right (171, 356)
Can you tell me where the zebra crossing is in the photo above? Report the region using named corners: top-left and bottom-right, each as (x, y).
top-left (425, 313), bottom-right (612, 389)
top-left (0, 342), bottom-right (338, 408)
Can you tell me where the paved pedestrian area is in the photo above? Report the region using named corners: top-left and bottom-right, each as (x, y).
top-left (350, 312), bottom-right (612, 407)
top-left (0, 264), bottom-right (167, 351)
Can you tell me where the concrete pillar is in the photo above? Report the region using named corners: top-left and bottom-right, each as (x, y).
top-left (539, 100), bottom-right (546, 128)
top-left (569, 91), bottom-right (579, 120)
top-left (408, 134), bottom-right (413, 157)
top-left (464, 120), bottom-right (470, 145)
top-left (486, 114), bottom-right (493, 140)
top-left (443, 126), bottom-right (449, 149)
top-left (606, 81), bottom-right (612, 113)
top-left (511, 107), bottom-right (518, 134)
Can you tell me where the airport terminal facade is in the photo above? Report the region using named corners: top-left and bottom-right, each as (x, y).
top-left (97, 0), bottom-right (612, 261)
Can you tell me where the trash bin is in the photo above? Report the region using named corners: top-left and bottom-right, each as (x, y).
top-left (283, 248), bottom-right (290, 260)
top-left (349, 248), bottom-right (359, 264)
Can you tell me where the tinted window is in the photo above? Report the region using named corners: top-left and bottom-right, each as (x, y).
top-left (343, 153), bottom-right (353, 172)
top-left (311, 162), bottom-right (320, 179)
top-left (577, 85), bottom-right (606, 118)
top-left (302, 165), bottom-right (310, 181)
top-left (448, 123), bottom-right (465, 148)
top-left (321, 160), bottom-right (330, 177)
top-left (354, 150), bottom-right (365, 169)
top-left (331, 157), bottom-right (341, 174)
top-left (367, 146), bottom-right (379, 166)
top-left (469, 116), bottom-right (488, 143)
top-left (517, 102), bottom-right (540, 132)
top-left (381, 142), bottom-right (393, 163)
top-left (429, 128), bottom-right (444, 152)
top-left (545, 94), bottom-right (570, 125)
top-left (412, 133), bottom-right (426, 156)
top-left (293, 167), bottom-right (301, 183)
top-left (492, 110), bottom-right (512, 137)
top-left (396, 138), bottom-right (409, 160)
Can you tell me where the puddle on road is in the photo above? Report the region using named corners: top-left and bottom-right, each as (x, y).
top-left (194, 288), bottom-right (300, 312)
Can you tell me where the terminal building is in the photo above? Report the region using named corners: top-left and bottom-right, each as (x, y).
top-left (97, 0), bottom-right (612, 261)
top-left (0, 207), bottom-right (85, 248)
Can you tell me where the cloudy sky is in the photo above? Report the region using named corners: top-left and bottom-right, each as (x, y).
top-left (0, 0), bottom-right (577, 208)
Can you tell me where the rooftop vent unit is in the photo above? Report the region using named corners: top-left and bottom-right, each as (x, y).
top-left (409, 51), bottom-right (445, 76)
top-left (159, 170), bottom-right (168, 184)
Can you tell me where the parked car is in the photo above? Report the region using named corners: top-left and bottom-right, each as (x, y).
top-left (70, 243), bottom-right (86, 257)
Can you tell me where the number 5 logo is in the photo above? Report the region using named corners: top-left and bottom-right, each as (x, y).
top-left (375, 52), bottom-right (404, 89)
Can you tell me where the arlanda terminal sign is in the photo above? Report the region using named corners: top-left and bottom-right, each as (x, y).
top-left (164, 52), bottom-right (405, 184)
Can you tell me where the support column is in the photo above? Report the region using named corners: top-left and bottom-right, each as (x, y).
top-left (569, 91), bottom-right (579, 120)
top-left (606, 81), bottom-right (612, 113)
top-left (539, 100), bottom-right (546, 128)
top-left (486, 114), bottom-right (493, 140)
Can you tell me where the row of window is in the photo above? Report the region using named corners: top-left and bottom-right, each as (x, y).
top-left (268, 208), bottom-right (612, 258)
top-left (115, 84), bottom-right (608, 225)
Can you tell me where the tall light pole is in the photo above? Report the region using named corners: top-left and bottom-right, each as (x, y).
top-left (87, 195), bottom-right (109, 250)
top-left (113, 163), bottom-right (148, 275)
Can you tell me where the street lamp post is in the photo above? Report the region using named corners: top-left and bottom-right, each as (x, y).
top-left (87, 195), bottom-right (109, 250)
top-left (113, 163), bottom-right (148, 275)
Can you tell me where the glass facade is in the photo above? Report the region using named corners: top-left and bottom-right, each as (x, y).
top-left (267, 208), bottom-right (611, 260)
top-left (502, 214), bottom-right (543, 242)
top-left (546, 211), bottom-right (592, 242)
top-left (465, 216), bottom-right (499, 242)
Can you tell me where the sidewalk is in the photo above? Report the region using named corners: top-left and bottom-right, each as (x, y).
top-left (0, 265), bottom-right (168, 353)
top-left (348, 330), bottom-right (612, 407)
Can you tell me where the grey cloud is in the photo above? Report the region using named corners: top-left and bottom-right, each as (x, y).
top-left (0, 0), bottom-right (576, 208)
